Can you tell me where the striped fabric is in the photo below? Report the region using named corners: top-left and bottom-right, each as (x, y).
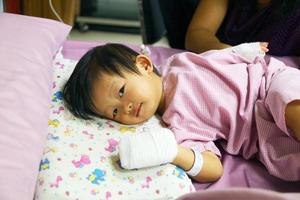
top-left (161, 49), bottom-right (300, 180)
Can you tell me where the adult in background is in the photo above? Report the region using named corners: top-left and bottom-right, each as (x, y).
top-left (159, 0), bottom-right (300, 56)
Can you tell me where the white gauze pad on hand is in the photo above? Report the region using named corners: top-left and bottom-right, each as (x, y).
top-left (226, 42), bottom-right (265, 62)
top-left (119, 128), bottom-right (178, 170)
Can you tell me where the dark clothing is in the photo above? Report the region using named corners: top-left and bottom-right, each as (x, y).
top-left (159, 0), bottom-right (300, 56)
top-left (158, 0), bottom-right (199, 49)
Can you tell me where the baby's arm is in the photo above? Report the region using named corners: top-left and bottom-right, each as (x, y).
top-left (226, 42), bottom-right (269, 62)
top-left (173, 146), bottom-right (223, 182)
top-left (118, 128), bottom-right (223, 182)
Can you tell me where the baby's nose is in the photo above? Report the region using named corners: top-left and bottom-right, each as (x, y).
top-left (124, 102), bottom-right (133, 114)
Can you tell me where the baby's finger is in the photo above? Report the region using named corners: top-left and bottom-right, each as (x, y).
top-left (260, 42), bottom-right (269, 47)
top-left (261, 46), bottom-right (269, 52)
top-left (259, 42), bottom-right (269, 52)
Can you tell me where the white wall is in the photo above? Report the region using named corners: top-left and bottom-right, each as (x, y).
top-left (0, 0), bottom-right (3, 13)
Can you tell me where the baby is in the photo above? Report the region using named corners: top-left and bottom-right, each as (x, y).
top-left (63, 42), bottom-right (300, 182)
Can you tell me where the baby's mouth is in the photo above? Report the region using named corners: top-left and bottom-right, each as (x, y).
top-left (135, 103), bottom-right (142, 117)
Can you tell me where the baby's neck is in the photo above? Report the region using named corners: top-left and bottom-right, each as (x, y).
top-left (156, 79), bottom-right (165, 116)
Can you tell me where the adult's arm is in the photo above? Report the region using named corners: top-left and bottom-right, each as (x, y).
top-left (185, 0), bottom-right (230, 53)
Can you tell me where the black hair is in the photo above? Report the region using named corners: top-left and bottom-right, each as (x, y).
top-left (63, 43), bottom-right (158, 120)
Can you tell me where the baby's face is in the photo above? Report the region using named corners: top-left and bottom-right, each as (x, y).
top-left (91, 62), bottom-right (164, 125)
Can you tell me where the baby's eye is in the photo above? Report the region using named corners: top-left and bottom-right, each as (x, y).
top-left (113, 108), bottom-right (118, 118)
top-left (119, 85), bottom-right (125, 97)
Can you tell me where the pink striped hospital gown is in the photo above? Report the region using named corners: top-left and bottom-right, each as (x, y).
top-left (161, 50), bottom-right (300, 181)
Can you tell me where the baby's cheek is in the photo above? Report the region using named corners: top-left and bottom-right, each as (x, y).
top-left (118, 115), bottom-right (135, 125)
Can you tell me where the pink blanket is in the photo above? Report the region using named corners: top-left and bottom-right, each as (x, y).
top-left (62, 40), bottom-right (300, 199)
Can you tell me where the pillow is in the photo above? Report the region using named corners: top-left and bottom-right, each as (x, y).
top-left (34, 47), bottom-right (195, 200)
top-left (0, 13), bottom-right (71, 200)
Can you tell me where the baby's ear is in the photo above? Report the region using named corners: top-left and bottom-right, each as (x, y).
top-left (135, 54), bottom-right (153, 73)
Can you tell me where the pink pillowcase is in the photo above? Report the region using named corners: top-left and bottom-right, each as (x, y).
top-left (0, 13), bottom-right (71, 200)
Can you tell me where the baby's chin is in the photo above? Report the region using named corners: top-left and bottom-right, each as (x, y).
top-left (120, 118), bottom-right (149, 126)
top-left (119, 114), bottom-right (154, 125)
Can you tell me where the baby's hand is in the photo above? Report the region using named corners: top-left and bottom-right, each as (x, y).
top-left (118, 128), bottom-right (178, 170)
top-left (226, 42), bottom-right (269, 62)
